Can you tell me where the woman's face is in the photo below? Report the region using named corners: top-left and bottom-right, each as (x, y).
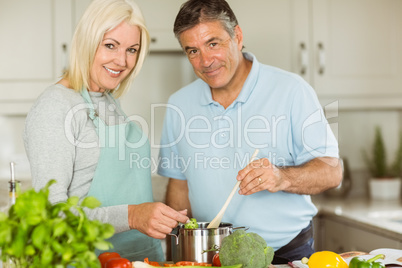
top-left (89, 21), bottom-right (141, 92)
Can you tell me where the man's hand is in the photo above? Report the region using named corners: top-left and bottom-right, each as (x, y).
top-left (236, 157), bottom-right (342, 195)
top-left (128, 202), bottom-right (189, 239)
top-left (237, 158), bottom-right (290, 195)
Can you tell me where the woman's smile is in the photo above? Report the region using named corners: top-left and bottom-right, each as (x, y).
top-left (89, 21), bottom-right (140, 92)
top-left (104, 66), bottom-right (124, 76)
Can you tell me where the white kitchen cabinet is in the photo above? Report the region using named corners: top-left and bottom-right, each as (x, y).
top-left (3, 1), bottom-right (401, 114)
top-left (230, 0), bottom-right (309, 80)
top-left (0, 0), bottom-right (93, 115)
top-left (75, 0), bottom-right (185, 51)
top-left (0, 0), bottom-right (185, 115)
top-left (0, 0), bottom-right (74, 115)
top-left (135, 0), bottom-right (185, 52)
top-left (231, 0), bottom-right (402, 109)
top-left (73, 0), bottom-right (92, 25)
top-left (315, 215), bottom-right (401, 252)
top-left (312, 0), bottom-right (402, 109)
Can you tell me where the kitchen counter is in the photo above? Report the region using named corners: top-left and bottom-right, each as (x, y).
top-left (2, 180), bottom-right (402, 267)
top-left (273, 195), bottom-right (402, 268)
top-left (312, 195), bottom-right (402, 239)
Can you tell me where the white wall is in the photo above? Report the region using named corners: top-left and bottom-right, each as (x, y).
top-left (337, 110), bottom-right (402, 197)
top-left (120, 52), bottom-right (195, 174)
top-left (0, 115), bottom-right (30, 180)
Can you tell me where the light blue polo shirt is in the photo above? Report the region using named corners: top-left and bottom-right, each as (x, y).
top-left (157, 53), bottom-right (339, 250)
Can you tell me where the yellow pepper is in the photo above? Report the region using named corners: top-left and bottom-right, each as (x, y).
top-left (306, 251), bottom-right (348, 268)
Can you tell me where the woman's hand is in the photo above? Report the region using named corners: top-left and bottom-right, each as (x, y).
top-left (128, 202), bottom-right (189, 239)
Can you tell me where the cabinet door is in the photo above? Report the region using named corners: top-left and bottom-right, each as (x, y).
top-left (230, 0), bottom-right (310, 81)
top-left (347, 224), bottom-right (400, 252)
top-left (0, 0), bottom-right (73, 114)
top-left (135, 0), bottom-right (185, 51)
top-left (319, 218), bottom-right (351, 252)
top-left (73, 0), bottom-right (92, 25)
top-left (311, 0), bottom-right (402, 108)
top-left (320, 217), bottom-right (400, 252)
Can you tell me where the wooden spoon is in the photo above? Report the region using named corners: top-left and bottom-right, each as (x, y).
top-left (207, 149), bottom-right (259, 229)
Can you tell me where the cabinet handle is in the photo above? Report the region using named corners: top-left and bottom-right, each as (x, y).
top-left (317, 42), bottom-right (325, 75)
top-left (62, 43), bottom-right (68, 74)
top-left (299, 42), bottom-right (308, 75)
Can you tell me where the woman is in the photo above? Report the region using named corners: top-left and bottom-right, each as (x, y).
top-left (24, 0), bottom-right (189, 262)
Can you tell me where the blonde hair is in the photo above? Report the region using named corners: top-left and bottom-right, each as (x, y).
top-left (64, 0), bottom-right (150, 98)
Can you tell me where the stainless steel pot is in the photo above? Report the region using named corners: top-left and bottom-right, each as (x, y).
top-left (168, 222), bottom-right (247, 264)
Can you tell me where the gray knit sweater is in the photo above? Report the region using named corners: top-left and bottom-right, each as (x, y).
top-left (24, 84), bottom-right (129, 233)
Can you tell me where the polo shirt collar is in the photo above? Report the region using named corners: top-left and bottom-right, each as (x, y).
top-left (200, 52), bottom-right (260, 106)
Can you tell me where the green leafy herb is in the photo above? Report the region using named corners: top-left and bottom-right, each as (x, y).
top-left (0, 180), bottom-right (114, 268)
top-left (184, 218), bottom-right (199, 229)
top-left (362, 126), bottom-right (402, 178)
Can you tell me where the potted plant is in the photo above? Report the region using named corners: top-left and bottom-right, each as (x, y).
top-left (362, 126), bottom-right (402, 200)
top-left (0, 180), bottom-right (114, 267)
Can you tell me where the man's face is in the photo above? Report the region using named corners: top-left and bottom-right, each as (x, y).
top-left (179, 21), bottom-right (243, 91)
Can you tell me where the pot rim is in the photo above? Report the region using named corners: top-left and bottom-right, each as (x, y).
top-left (178, 221), bottom-right (233, 230)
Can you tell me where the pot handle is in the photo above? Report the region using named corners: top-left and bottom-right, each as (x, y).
top-left (167, 233), bottom-right (179, 245)
top-left (233, 226), bottom-right (249, 231)
top-left (167, 227), bottom-right (180, 245)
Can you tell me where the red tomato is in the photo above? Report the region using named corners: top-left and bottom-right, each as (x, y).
top-left (98, 252), bottom-right (121, 268)
top-left (105, 257), bottom-right (131, 268)
top-left (212, 253), bottom-right (221, 267)
top-left (175, 261), bottom-right (196, 266)
top-left (144, 258), bottom-right (161, 266)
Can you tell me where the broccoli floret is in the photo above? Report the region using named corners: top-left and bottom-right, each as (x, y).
top-left (219, 229), bottom-right (274, 268)
top-left (184, 218), bottom-right (199, 229)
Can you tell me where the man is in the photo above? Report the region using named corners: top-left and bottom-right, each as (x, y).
top-left (157, 0), bottom-right (342, 263)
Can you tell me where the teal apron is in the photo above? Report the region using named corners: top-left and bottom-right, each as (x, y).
top-left (81, 89), bottom-right (164, 262)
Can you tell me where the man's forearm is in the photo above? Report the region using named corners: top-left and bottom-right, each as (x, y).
top-left (279, 157), bottom-right (342, 195)
top-left (165, 178), bottom-right (192, 217)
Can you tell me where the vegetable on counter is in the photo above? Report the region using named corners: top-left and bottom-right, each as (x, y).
top-left (99, 252), bottom-right (122, 268)
top-left (184, 218), bottom-right (199, 229)
top-left (144, 257), bottom-right (162, 266)
top-left (142, 258), bottom-right (214, 267)
top-left (105, 257), bottom-right (132, 268)
top-left (133, 261), bottom-right (242, 268)
top-left (219, 229), bottom-right (274, 268)
top-left (0, 179), bottom-right (114, 268)
top-left (349, 254), bottom-right (385, 268)
top-left (303, 251), bottom-right (348, 268)
top-left (212, 253), bottom-right (221, 267)
top-left (175, 261), bottom-right (211, 266)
